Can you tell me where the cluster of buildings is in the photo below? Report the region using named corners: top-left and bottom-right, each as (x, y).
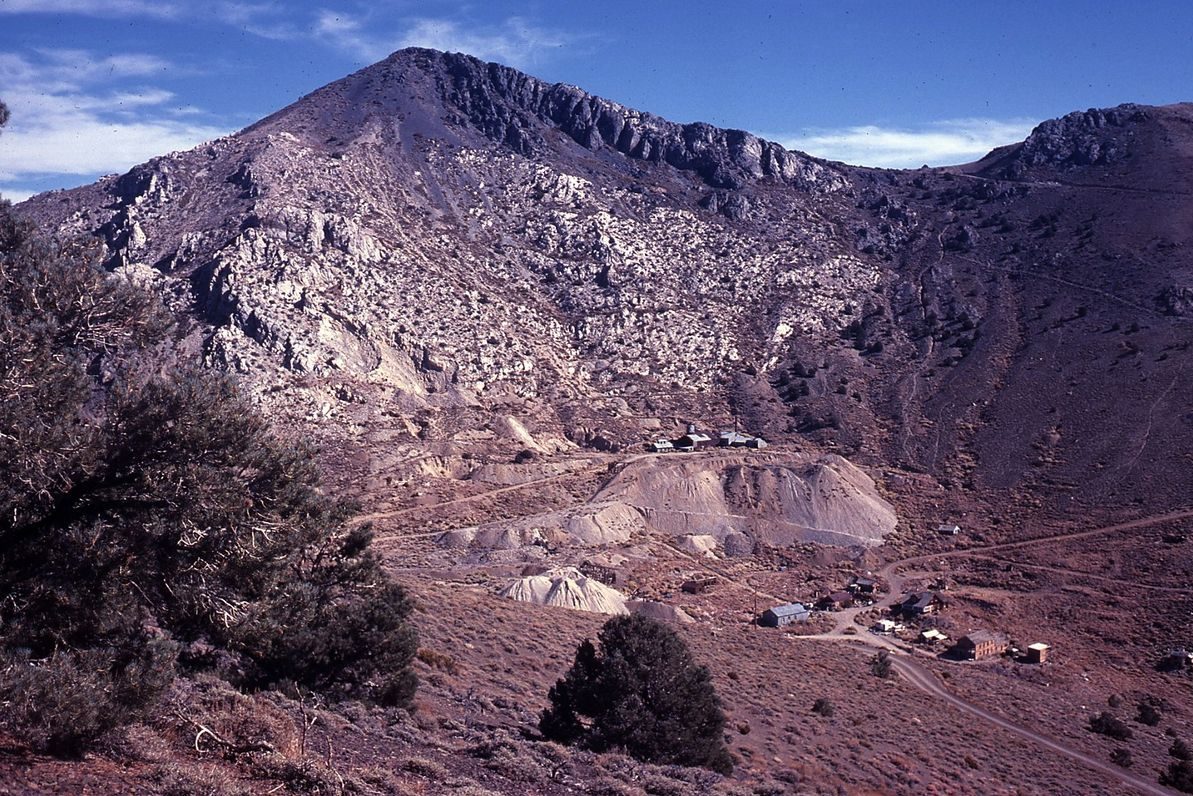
top-left (752, 573), bottom-right (1055, 666)
top-left (761, 576), bottom-right (879, 627)
top-left (650, 423), bottom-right (768, 453)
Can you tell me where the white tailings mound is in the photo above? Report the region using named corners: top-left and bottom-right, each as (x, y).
top-left (597, 452), bottom-right (896, 548)
top-left (440, 501), bottom-right (643, 551)
top-left (499, 567), bottom-right (629, 614)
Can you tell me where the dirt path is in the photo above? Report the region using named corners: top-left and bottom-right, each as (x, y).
top-left (355, 459), bottom-right (625, 526)
top-left (962, 553), bottom-right (1193, 594)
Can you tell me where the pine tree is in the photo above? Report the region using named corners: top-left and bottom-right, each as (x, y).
top-left (541, 615), bottom-right (732, 773)
top-left (0, 102), bottom-right (418, 751)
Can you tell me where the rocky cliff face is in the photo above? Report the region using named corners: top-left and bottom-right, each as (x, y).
top-left (19, 50), bottom-right (1193, 518)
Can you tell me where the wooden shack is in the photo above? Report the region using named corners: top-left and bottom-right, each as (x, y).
top-left (900, 591), bottom-right (942, 617)
top-left (849, 576), bottom-right (878, 595)
top-left (1026, 643), bottom-right (1050, 664)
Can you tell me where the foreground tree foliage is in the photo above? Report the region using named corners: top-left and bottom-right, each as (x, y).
top-left (540, 615), bottom-right (732, 774)
top-left (0, 132), bottom-right (417, 753)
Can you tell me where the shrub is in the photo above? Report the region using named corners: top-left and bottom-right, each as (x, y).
top-left (1088, 711), bottom-right (1132, 741)
top-left (1110, 748), bottom-right (1132, 768)
top-left (811, 698), bottom-right (835, 717)
top-left (870, 650), bottom-right (893, 679)
top-left (1162, 760), bottom-right (1193, 793)
top-left (1172, 738), bottom-right (1192, 761)
top-left (0, 636), bottom-right (174, 756)
top-left (1138, 699), bottom-right (1163, 726)
top-left (540, 615), bottom-right (732, 773)
top-left (1135, 696), bottom-right (1164, 730)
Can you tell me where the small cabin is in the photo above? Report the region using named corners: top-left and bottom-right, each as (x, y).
top-left (759, 603), bottom-right (810, 627)
top-left (872, 618), bottom-right (902, 634)
top-left (649, 439), bottom-right (674, 453)
top-left (938, 524), bottom-right (962, 536)
top-left (1026, 642), bottom-right (1050, 664)
top-left (954, 631), bottom-right (1008, 660)
top-left (746, 437), bottom-right (768, 449)
top-left (919, 628), bottom-right (949, 645)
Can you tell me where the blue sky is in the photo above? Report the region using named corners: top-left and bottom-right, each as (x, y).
top-left (2, 1), bottom-right (1192, 200)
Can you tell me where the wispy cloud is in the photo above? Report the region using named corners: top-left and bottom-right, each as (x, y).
top-left (315, 12), bottom-right (571, 68)
top-left (771, 118), bottom-right (1039, 168)
top-left (0, 0), bottom-right (182, 18)
top-left (0, 49), bottom-right (229, 193)
top-left (0, 0), bottom-right (297, 36)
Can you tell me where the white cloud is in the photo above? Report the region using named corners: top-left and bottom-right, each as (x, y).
top-left (0, 187), bottom-right (35, 203)
top-left (316, 12), bottom-right (569, 68)
top-left (771, 118), bottom-right (1039, 169)
top-left (0, 50), bottom-right (230, 186)
top-left (0, 0), bottom-right (182, 18)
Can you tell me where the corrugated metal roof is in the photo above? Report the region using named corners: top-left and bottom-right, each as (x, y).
top-left (767, 602), bottom-right (809, 617)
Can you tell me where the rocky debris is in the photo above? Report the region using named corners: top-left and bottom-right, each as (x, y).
top-left (1158, 285), bottom-right (1193, 316)
top-left (499, 566), bottom-right (629, 614)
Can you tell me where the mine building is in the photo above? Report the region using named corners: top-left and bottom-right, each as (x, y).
top-left (759, 602), bottom-right (810, 627)
top-left (953, 631), bottom-right (1009, 660)
top-left (719, 430), bottom-right (754, 447)
top-left (872, 618), bottom-right (902, 634)
top-left (675, 431), bottom-right (713, 451)
top-left (649, 439), bottom-right (674, 453)
top-left (1025, 642), bottom-right (1051, 664)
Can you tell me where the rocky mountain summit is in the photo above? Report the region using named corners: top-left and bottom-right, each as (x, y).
top-left (20, 49), bottom-right (1193, 525)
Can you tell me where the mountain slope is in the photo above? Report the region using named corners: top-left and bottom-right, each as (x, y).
top-left (19, 49), bottom-right (1193, 520)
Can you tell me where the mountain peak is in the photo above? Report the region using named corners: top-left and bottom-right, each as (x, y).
top-left (254, 47), bottom-right (846, 192)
